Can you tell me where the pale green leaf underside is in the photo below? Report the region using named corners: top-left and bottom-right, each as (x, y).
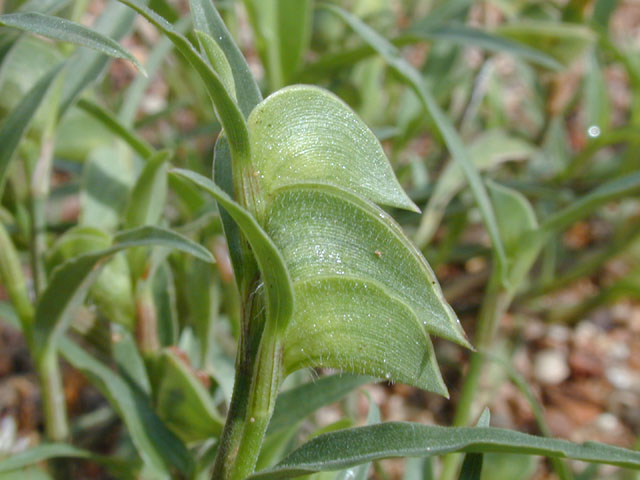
top-left (265, 183), bottom-right (469, 349)
top-left (283, 277), bottom-right (446, 395)
top-left (249, 423), bottom-right (640, 479)
top-left (248, 85), bottom-right (419, 212)
top-left (170, 169), bottom-right (294, 332)
top-left (0, 12), bottom-right (144, 73)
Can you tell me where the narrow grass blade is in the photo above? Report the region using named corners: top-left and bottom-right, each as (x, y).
top-left (76, 98), bottom-right (155, 158)
top-left (189, 0), bottom-right (262, 118)
top-left (0, 62), bottom-right (64, 192)
top-left (0, 12), bottom-right (144, 73)
top-left (60, 337), bottom-right (193, 477)
top-left (59, 1), bottom-right (147, 115)
top-left (541, 171), bottom-right (640, 234)
top-left (268, 374), bottom-right (372, 435)
top-left (320, 3), bottom-right (509, 282)
top-left (170, 168), bottom-right (294, 332)
top-left (32, 225), bottom-right (213, 356)
top-left (249, 423), bottom-right (640, 479)
top-left (0, 443), bottom-right (128, 474)
top-left (406, 23), bottom-right (562, 71)
top-left (116, 0), bottom-right (250, 169)
top-left (244, 0), bottom-right (312, 89)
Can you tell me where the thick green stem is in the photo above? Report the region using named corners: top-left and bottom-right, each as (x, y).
top-left (211, 283), bottom-right (283, 480)
top-left (440, 270), bottom-right (510, 480)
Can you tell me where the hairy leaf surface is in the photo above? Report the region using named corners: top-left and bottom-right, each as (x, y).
top-left (248, 85), bottom-right (418, 213)
top-left (266, 184), bottom-right (468, 351)
top-left (249, 423), bottom-right (640, 479)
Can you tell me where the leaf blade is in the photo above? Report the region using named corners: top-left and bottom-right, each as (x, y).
top-left (170, 168), bottom-right (294, 332)
top-left (0, 12), bottom-right (144, 73)
top-left (249, 423), bottom-right (640, 479)
top-left (0, 62), bottom-right (64, 193)
top-left (33, 225), bottom-right (213, 355)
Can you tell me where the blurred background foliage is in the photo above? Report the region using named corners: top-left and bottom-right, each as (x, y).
top-left (0, 0), bottom-right (639, 479)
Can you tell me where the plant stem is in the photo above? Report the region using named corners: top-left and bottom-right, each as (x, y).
top-left (439, 270), bottom-right (510, 480)
top-left (211, 283), bottom-right (283, 480)
top-left (0, 222), bottom-right (34, 334)
top-left (38, 347), bottom-right (69, 441)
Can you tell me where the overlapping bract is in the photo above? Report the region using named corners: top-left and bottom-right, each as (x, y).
top-left (246, 85), bottom-right (468, 393)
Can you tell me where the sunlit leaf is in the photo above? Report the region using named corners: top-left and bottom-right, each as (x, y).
top-left (248, 85), bottom-right (418, 213)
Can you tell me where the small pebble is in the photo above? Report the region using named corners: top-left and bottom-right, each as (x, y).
top-left (533, 349), bottom-right (570, 384)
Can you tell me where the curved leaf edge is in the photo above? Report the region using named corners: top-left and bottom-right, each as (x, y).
top-left (270, 181), bottom-right (470, 349)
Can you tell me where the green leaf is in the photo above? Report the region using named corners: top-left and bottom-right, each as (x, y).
top-left (487, 181), bottom-right (540, 294)
top-left (247, 85), bottom-right (419, 213)
top-left (59, 0), bottom-right (148, 115)
top-left (115, 0), bottom-right (250, 172)
top-left (249, 423), bottom-right (640, 479)
top-left (335, 392), bottom-right (380, 480)
top-left (80, 145), bottom-right (134, 231)
top-left (189, 0), bottom-right (262, 118)
top-left (0, 443), bottom-right (125, 474)
top-left (268, 374), bottom-right (372, 435)
top-left (195, 30), bottom-right (236, 100)
top-left (405, 23), bottom-right (563, 71)
top-left (0, 12), bottom-right (144, 73)
top-left (541, 171), bottom-right (640, 234)
top-left (124, 150), bottom-right (170, 229)
top-left (243, 0), bottom-right (312, 88)
top-left (458, 409), bottom-right (491, 480)
top-left (487, 181), bottom-right (538, 257)
top-left (151, 348), bottom-right (224, 442)
top-left (320, 3), bottom-right (509, 283)
top-left (496, 21), bottom-right (595, 67)
top-left (170, 168), bottom-right (294, 332)
top-left (32, 225), bottom-right (214, 356)
top-left (0, 62), bottom-right (64, 193)
top-left (414, 130), bottom-right (535, 248)
top-left (264, 184), bottom-right (468, 392)
top-left (45, 225), bottom-right (136, 329)
top-left (76, 98), bottom-right (155, 158)
top-left (59, 337), bottom-right (193, 477)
